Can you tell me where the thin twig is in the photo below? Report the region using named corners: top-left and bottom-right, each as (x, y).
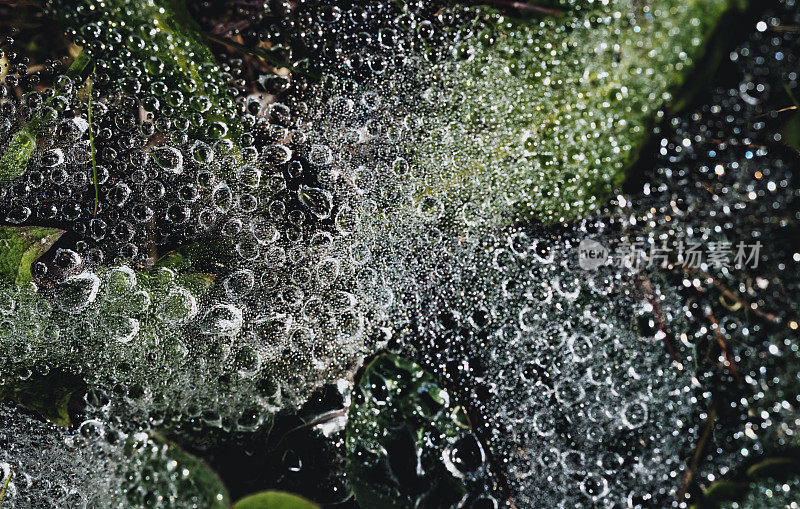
top-left (677, 407), bottom-right (716, 501)
top-left (705, 310), bottom-right (741, 380)
top-left (204, 32), bottom-right (319, 79)
top-left (699, 138), bottom-right (769, 150)
top-left (0, 467), bottom-right (11, 504)
top-left (270, 408), bottom-right (347, 450)
top-left (637, 274), bottom-right (680, 364)
top-left (479, 0), bottom-right (563, 16)
top-left (736, 105), bottom-right (796, 124)
top-left (770, 25), bottom-right (800, 33)
top-left (689, 268), bottom-right (780, 324)
top-left (87, 79), bottom-right (99, 216)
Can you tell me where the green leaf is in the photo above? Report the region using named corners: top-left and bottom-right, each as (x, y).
top-left (118, 433), bottom-right (231, 507)
top-left (702, 480), bottom-right (749, 504)
top-left (0, 225), bottom-right (63, 285)
top-left (233, 491), bottom-right (320, 509)
top-left (0, 466), bottom-right (11, 505)
top-left (153, 248), bottom-right (193, 272)
top-left (347, 480), bottom-right (405, 509)
top-left (694, 455), bottom-right (800, 506)
top-left (114, 433), bottom-right (231, 509)
top-left (145, 244), bottom-right (217, 294)
top-left (665, 2), bottom-right (749, 115)
top-left (780, 112), bottom-right (800, 154)
top-left (408, 0), bottom-right (743, 227)
top-left (163, 439), bottom-right (230, 508)
top-left (46, 0), bottom-right (241, 146)
top-left (0, 50), bottom-right (92, 184)
top-left (346, 354), bottom-right (482, 509)
top-left (746, 457), bottom-right (800, 480)
top-left (153, 242), bottom-right (218, 272)
top-left (176, 272), bottom-right (216, 293)
top-left (0, 129), bottom-right (37, 183)
top-left (0, 371), bottom-right (85, 426)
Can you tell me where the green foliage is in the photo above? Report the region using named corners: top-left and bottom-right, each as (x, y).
top-left (153, 242), bottom-right (225, 275)
top-left (161, 438), bottom-right (230, 508)
top-left (665, 3), bottom-right (749, 115)
top-left (45, 0), bottom-right (241, 145)
top-left (0, 50), bottom-right (92, 184)
top-left (780, 112), bottom-right (800, 154)
top-left (746, 457), bottom-right (800, 480)
top-left (139, 259), bottom-right (216, 295)
top-left (0, 255), bottom-right (216, 418)
top-left (0, 1), bottom-right (783, 507)
top-left (692, 455), bottom-right (800, 508)
top-left (233, 491), bottom-right (320, 509)
top-left (0, 371), bottom-right (84, 426)
top-left (120, 433), bottom-right (230, 508)
top-left (0, 467), bottom-right (10, 506)
top-left (410, 0), bottom-right (743, 227)
top-left (699, 480), bottom-right (750, 506)
top-left (780, 83), bottom-right (800, 154)
top-left (0, 129), bottom-right (36, 184)
top-left (346, 354), bottom-right (487, 508)
top-left (0, 226), bottom-right (63, 286)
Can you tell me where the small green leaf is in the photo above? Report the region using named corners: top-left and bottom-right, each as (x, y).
top-left (0, 50), bottom-right (92, 184)
top-left (0, 129), bottom-right (37, 183)
top-left (178, 272), bottom-right (216, 293)
top-left (702, 480), bottom-right (749, 503)
top-left (780, 113), bottom-right (800, 154)
top-left (348, 480), bottom-right (404, 509)
top-left (153, 250), bottom-right (191, 271)
top-left (233, 491), bottom-right (320, 509)
top-left (746, 457), bottom-right (800, 480)
top-left (153, 243), bottom-right (215, 272)
top-left (0, 371), bottom-right (85, 426)
top-left (0, 467), bottom-right (11, 505)
top-left (163, 440), bottom-right (230, 508)
top-left (121, 433), bottom-right (230, 508)
top-left (144, 248), bottom-right (216, 296)
top-left (0, 225), bottom-right (64, 285)
top-left (695, 455), bottom-right (800, 506)
top-left (346, 354), bottom-right (488, 509)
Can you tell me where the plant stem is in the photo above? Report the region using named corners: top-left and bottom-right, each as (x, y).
top-left (0, 467), bottom-right (11, 505)
top-left (87, 79), bottom-right (98, 216)
top-left (478, 0), bottom-right (563, 16)
top-left (637, 274), bottom-right (680, 364)
top-left (678, 407), bottom-right (717, 501)
top-left (203, 32), bottom-right (319, 79)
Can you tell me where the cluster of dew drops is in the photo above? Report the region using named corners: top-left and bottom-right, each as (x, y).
top-left (0, 1), bottom-right (500, 506)
top-left (0, 0), bottom-right (799, 508)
